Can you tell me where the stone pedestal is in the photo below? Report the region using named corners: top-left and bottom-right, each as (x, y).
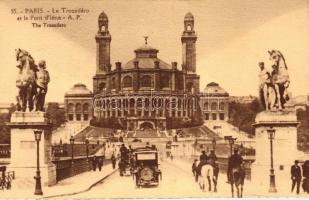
top-left (251, 111), bottom-right (299, 193)
top-left (7, 112), bottom-right (56, 188)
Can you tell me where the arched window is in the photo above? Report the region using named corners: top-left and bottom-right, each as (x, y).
top-left (68, 103), bottom-right (74, 113)
top-left (83, 103), bottom-right (89, 113)
top-left (203, 102), bottom-right (209, 110)
top-left (67, 103), bottom-right (74, 121)
top-left (75, 103), bottom-right (82, 121)
top-left (211, 102), bottom-right (218, 111)
top-left (99, 82), bottom-right (106, 93)
top-left (122, 76), bottom-right (132, 88)
top-left (83, 103), bottom-right (89, 121)
top-left (140, 75), bottom-right (152, 87)
top-left (75, 103), bottom-right (82, 113)
top-left (219, 102), bottom-right (225, 110)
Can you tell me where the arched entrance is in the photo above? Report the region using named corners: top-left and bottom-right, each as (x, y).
top-left (138, 121), bottom-right (155, 130)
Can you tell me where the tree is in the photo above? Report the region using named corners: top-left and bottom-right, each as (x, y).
top-left (228, 97), bottom-right (263, 136)
top-left (46, 102), bottom-right (66, 130)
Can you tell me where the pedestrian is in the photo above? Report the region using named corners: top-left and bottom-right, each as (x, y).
top-left (111, 154), bottom-right (116, 169)
top-left (192, 159), bottom-right (198, 181)
top-left (92, 156), bottom-right (97, 171)
top-left (291, 160), bottom-right (301, 194)
top-left (302, 160), bottom-right (309, 193)
top-left (98, 157), bottom-right (103, 171)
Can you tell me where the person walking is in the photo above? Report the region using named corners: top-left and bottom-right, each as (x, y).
top-left (302, 160), bottom-right (309, 193)
top-left (291, 160), bottom-right (302, 194)
top-left (111, 154), bottom-right (116, 169)
top-left (98, 157), bottom-right (103, 171)
top-left (92, 156), bottom-right (97, 171)
top-left (192, 159), bottom-right (198, 176)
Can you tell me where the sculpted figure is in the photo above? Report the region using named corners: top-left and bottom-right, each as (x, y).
top-left (34, 60), bottom-right (50, 111)
top-left (15, 49), bottom-right (50, 112)
top-left (258, 50), bottom-right (290, 111)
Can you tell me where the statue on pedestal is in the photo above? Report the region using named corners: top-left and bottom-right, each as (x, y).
top-left (258, 50), bottom-right (290, 111)
top-left (15, 49), bottom-right (50, 112)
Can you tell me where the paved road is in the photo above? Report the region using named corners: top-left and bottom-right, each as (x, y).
top-left (67, 159), bottom-right (308, 198)
top-left (69, 160), bottom-right (229, 198)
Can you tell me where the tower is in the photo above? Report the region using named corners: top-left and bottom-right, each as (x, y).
top-left (95, 11), bottom-right (111, 73)
top-left (181, 12), bottom-right (197, 73)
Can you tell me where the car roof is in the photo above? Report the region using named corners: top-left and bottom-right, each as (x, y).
top-left (133, 147), bottom-right (157, 154)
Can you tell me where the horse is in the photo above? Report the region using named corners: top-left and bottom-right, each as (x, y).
top-left (15, 49), bottom-right (37, 112)
top-left (268, 50), bottom-right (290, 110)
top-left (229, 166), bottom-right (245, 198)
top-left (199, 161), bottom-right (218, 192)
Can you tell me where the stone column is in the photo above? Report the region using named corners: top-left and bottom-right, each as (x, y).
top-left (162, 98), bottom-right (166, 117)
top-left (134, 97), bottom-right (137, 116)
top-left (149, 97), bottom-right (152, 117)
top-left (169, 97), bottom-right (173, 117)
top-left (141, 97), bottom-right (145, 117)
top-left (7, 112), bottom-right (56, 187)
top-left (121, 98), bottom-right (124, 117)
top-left (180, 97), bottom-right (183, 117)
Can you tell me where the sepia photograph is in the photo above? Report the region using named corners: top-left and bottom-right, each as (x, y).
top-left (0, 0), bottom-right (308, 198)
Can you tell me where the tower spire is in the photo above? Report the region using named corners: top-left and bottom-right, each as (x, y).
top-left (181, 12), bottom-right (197, 73)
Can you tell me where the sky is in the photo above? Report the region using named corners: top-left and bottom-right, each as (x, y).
top-left (0, 0), bottom-right (308, 103)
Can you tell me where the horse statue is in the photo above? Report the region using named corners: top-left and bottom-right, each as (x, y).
top-left (228, 164), bottom-right (245, 198)
top-left (198, 160), bottom-right (219, 192)
top-left (15, 49), bottom-right (50, 112)
top-left (259, 50), bottom-right (290, 111)
top-left (15, 49), bottom-right (37, 112)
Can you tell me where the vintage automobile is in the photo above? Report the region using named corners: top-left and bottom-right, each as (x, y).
top-left (132, 147), bottom-right (162, 187)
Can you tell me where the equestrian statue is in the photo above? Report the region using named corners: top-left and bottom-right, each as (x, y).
top-left (259, 50), bottom-right (290, 111)
top-left (15, 49), bottom-right (50, 112)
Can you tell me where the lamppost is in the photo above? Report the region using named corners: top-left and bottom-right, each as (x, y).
top-left (267, 128), bottom-right (277, 193)
top-left (33, 129), bottom-right (43, 195)
top-left (212, 138), bottom-right (217, 152)
top-left (70, 135), bottom-right (75, 175)
top-left (224, 136), bottom-right (237, 156)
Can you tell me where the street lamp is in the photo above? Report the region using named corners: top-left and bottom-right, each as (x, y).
top-left (70, 135), bottom-right (75, 175)
top-left (224, 136), bottom-right (237, 156)
top-left (33, 129), bottom-right (43, 195)
top-left (70, 135), bottom-right (75, 161)
top-left (267, 128), bottom-right (277, 193)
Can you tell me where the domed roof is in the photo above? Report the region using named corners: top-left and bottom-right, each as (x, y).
top-left (134, 44), bottom-right (158, 52)
top-left (204, 82), bottom-right (229, 96)
top-left (65, 83), bottom-right (93, 97)
top-left (184, 12), bottom-right (194, 20)
top-left (98, 11), bottom-right (108, 21)
top-left (124, 58), bottom-right (171, 70)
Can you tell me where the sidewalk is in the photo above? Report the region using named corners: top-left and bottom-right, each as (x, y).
top-left (168, 157), bottom-right (309, 198)
top-left (1, 163), bottom-right (118, 199)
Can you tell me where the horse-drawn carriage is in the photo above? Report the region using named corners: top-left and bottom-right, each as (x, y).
top-left (132, 147), bottom-right (162, 187)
